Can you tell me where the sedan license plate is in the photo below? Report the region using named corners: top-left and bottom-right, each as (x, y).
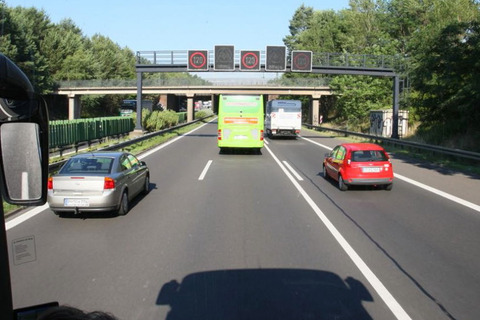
top-left (362, 167), bottom-right (381, 173)
top-left (64, 198), bottom-right (90, 207)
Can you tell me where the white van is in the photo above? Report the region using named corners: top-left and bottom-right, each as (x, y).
top-left (265, 100), bottom-right (302, 138)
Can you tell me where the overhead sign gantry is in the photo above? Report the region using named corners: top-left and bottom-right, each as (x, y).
top-left (135, 46), bottom-right (404, 138)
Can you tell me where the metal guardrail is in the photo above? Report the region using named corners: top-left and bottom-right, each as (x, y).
top-left (48, 117), bottom-right (208, 172)
top-left (304, 124), bottom-right (480, 162)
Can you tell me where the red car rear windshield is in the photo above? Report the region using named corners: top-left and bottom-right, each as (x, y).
top-left (351, 150), bottom-right (388, 162)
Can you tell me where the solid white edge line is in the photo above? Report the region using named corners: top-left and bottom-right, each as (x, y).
top-left (138, 119), bottom-right (215, 160)
top-left (300, 135), bottom-right (480, 214)
top-left (282, 161), bottom-right (304, 181)
top-left (265, 144), bottom-right (412, 320)
top-left (198, 160), bottom-right (213, 181)
top-left (6, 204), bottom-right (49, 230)
top-left (6, 118), bottom-right (217, 230)
top-left (300, 136), bottom-right (333, 151)
top-left (394, 173), bottom-right (480, 213)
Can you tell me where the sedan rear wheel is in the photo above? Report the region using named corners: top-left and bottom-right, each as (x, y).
top-left (338, 175), bottom-right (348, 191)
top-left (323, 166), bottom-right (328, 179)
top-left (117, 190), bottom-right (129, 216)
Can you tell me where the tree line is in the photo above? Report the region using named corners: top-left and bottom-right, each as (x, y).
top-left (284, 0), bottom-right (480, 151)
top-left (0, 1), bottom-right (197, 118)
top-left (1, 0), bottom-right (480, 150)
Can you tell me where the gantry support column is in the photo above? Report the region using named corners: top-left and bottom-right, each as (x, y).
top-left (68, 94), bottom-right (81, 120)
top-left (311, 94), bottom-right (321, 126)
top-left (186, 94), bottom-right (194, 122)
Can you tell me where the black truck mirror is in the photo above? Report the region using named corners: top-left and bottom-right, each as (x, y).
top-left (0, 54), bottom-right (49, 205)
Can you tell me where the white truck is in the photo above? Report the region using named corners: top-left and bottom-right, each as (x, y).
top-left (265, 99), bottom-right (302, 138)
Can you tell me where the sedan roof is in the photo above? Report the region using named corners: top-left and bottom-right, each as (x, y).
top-left (69, 151), bottom-right (128, 159)
top-left (341, 143), bottom-right (386, 151)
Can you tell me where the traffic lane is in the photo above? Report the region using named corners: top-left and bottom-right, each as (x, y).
top-left (6, 120), bottom-right (220, 316)
top-left (300, 128), bottom-right (480, 206)
top-left (161, 146), bottom-right (396, 320)
top-left (266, 135), bottom-right (480, 320)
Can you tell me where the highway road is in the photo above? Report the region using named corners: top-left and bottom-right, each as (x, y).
top-left (6, 119), bottom-right (480, 320)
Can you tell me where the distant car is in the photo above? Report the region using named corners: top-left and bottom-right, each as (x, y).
top-left (323, 143), bottom-right (394, 191)
top-left (47, 151), bottom-right (150, 215)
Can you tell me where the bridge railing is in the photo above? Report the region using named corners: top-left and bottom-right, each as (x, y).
top-left (57, 77), bottom-right (332, 88)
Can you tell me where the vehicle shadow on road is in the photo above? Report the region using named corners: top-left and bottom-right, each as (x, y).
top-left (156, 268), bottom-right (373, 320)
top-left (57, 182), bottom-right (157, 219)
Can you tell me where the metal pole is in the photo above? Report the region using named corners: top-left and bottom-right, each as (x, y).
top-left (135, 71), bottom-right (143, 131)
top-left (391, 75), bottom-right (400, 139)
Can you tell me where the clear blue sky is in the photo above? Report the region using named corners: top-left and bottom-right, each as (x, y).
top-left (5, 0), bottom-right (350, 52)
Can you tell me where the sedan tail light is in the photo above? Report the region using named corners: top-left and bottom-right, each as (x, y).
top-left (104, 177), bottom-right (115, 189)
top-left (47, 177), bottom-right (53, 190)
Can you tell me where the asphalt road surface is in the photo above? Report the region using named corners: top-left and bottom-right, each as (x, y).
top-left (6, 119), bottom-right (480, 320)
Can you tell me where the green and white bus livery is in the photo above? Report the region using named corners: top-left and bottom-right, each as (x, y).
top-left (217, 95), bottom-right (264, 150)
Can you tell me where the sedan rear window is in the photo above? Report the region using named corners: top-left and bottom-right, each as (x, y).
top-left (60, 157), bottom-right (114, 174)
top-left (351, 150), bottom-right (388, 162)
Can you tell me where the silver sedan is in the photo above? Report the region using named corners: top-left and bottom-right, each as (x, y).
top-left (47, 151), bottom-right (149, 216)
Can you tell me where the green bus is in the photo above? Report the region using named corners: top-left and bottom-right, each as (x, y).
top-left (217, 95), bottom-right (264, 150)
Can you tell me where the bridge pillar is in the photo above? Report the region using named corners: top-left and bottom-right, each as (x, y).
top-left (311, 94), bottom-right (321, 126)
top-left (186, 94), bottom-right (194, 122)
top-left (68, 94), bottom-right (81, 120)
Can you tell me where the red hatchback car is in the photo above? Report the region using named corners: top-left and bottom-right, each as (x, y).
top-left (323, 143), bottom-right (394, 191)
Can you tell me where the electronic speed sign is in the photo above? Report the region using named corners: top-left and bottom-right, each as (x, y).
top-left (291, 50), bottom-right (313, 72)
top-left (188, 50), bottom-right (208, 71)
top-left (266, 46), bottom-right (286, 71)
top-left (214, 45), bottom-right (235, 71)
top-left (240, 50), bottom-right (260, 71)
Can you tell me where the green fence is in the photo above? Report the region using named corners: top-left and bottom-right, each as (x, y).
top-left (49, 117), bottom-right (135, 149)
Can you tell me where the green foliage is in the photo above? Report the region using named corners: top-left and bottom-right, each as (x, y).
top-left (140, 110), bottom-right (179, 133)
top-left (0, 2), bottom-right (200, 99)
top-left (284, 0), bottom-right (480, 150)
top-left (195, 109), bottom-right (214, 119)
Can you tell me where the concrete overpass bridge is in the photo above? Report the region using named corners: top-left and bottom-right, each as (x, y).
top-left (56, 78), bottom-right (333, 125)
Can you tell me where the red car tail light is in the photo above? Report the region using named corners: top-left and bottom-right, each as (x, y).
top-left (104, 177), bottom-right (115, 189)
top-left (47, 177), bottom-right (53, 190)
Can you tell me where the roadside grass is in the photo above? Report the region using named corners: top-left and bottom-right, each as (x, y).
top-left (302, 126), bottom-right (480, 177)
top-left (4, 117), bottom-right (214, 217)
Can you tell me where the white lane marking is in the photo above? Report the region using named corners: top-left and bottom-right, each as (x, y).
top-left (198, 160), bottom-right (213, 181)
top-left (394, 173), bottom-right (480, 213)
top-left (6, 204), bottom-right (49, 230)
top-left (139, 120), bottom-right (214, 160)
top-left (282, 161), bottom-right (304, 181)
top-left (265, 144), bottom-right (412, 320)
top-left (300, 135), bottom-right (480, 213)
top-left (264, 139), bottom-right (269, 145)
top-left (300, 136), bottom-right (333, 151)
top-left (6, 119), bottom-right (216, 230)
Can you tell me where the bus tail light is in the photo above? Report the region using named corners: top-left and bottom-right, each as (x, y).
top-left (260, 130), bottom-right (264, 141)
top-left (217, 129), bottom-right (222, 140)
